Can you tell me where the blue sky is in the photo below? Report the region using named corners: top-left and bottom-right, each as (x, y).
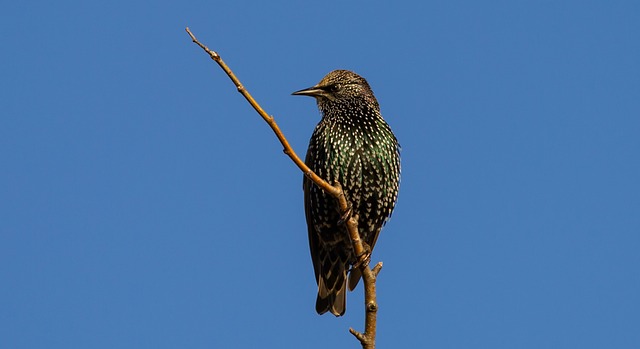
top-left (2, 1), bottom-right (639, 348)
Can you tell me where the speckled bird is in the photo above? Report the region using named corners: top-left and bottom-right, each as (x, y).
top-left (292, 70), bottom-right (401, 316)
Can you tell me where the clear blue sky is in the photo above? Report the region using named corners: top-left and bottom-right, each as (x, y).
top-left (2, 1), bottom-right (639, 348)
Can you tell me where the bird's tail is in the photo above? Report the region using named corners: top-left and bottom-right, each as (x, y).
top-left (348, 268), bottom-right (362, 291)
top-left (315, 257), bottom-right (348, 317)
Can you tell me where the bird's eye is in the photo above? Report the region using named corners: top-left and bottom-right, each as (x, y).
top-left (327, 84), bottom-right (340, 93)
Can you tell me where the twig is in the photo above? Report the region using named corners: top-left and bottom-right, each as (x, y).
top-left (186, 27), bottom-right (379, 349)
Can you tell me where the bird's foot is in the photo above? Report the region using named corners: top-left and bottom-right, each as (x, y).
top-left (337, 205), bottom-right (353, 226)
top-left (353, 241), bottom-right (372, 269)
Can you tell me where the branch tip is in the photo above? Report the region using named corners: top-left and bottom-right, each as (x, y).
top-left (349, 328), bottom-right (367, 342)
top-left (372, 262), bottom-right (383, 277)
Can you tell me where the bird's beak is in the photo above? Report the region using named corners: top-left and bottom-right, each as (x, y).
top-left (292, 85), bottom-right (325, 97)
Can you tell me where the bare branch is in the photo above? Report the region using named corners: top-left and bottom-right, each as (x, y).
top-left (186, 27), bottom-right (380, 348)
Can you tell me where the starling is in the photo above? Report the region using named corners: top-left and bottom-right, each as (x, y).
top-left (292, 70), bottom-right (401, 316)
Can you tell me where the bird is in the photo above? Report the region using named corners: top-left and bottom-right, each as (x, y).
top-left (292, 70), bottom-right (401, 316)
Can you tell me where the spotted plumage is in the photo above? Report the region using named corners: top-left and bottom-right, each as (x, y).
top-left (292, 70), bottom-right (401, 316)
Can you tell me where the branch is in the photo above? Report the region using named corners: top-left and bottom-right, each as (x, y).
top-left (186, 27), bottom-right (379, 349)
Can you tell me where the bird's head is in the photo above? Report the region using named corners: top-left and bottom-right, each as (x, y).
top-left (292, 70), bottom-right (378, 109)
